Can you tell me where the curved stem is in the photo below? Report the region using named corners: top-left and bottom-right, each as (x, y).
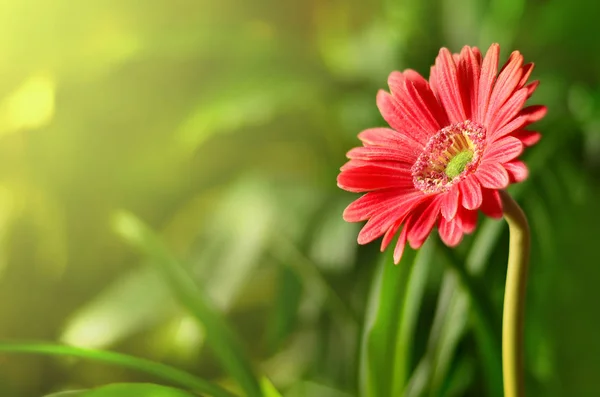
top-left (500, 190), bottom-right (530, 397)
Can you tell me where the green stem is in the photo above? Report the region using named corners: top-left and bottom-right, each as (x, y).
top-left (500, 190), bottom-right (530, 397)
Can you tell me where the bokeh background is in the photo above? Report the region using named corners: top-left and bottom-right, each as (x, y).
top-left (0, 0), bottom-right (598, 396)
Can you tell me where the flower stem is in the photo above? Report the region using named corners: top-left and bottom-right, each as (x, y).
top-left (500, 190), bottom-right (530, 397)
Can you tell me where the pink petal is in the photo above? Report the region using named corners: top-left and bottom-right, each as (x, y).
top-left (525, 81), bottom-right (539, 99)
top-left (440, 185), bottom-right (460, 220)
top-left (347, 146), bottom-right (418, 164)
top-left (403, 69), bottom-right (449, 127)
top-left (489, 87), bottom-right (528, 138)
top-left (492, 105), bottom-right (547, 142)
top-left (393, 225), bottom-right (409, 264)
top-left (407, 197), bottom-right (442, 248)
top-left (459, 175), bottom-right (483, 210)
top-left (504, 160), bottom-right (529, 183)
top-left (358, 127), bottom-right (424, 151)
top-left (483, 136), bottom-right (523, 164)
top-left (480, 188), bottom-right (503, 219)
top-left (404, 77), bottom-right (445, 137)
top-left (337, 163), bottom-right (413, 192)
top-left (476, 162), bottom-right (510, 189)
top-left (520, 105), bottom-right (547, 123)
top-left (513, 130), bottom-right (541, 147)
top-left (433, 48), bottom-right (467, 123)
top-left (476, 43), bottom-right (500, 124)
top-left (356, 193), bottom-right (425, 244)
top-left (381, 219), bottom-right (402, 251)
top-left (456, 46), bottom-right (481, 120)
top-left (388, 72), bottom-right (442, 138)
top-left (456, 206), bottom-right (478, 233)
top-left (438, 217), bottom-right (464, 246)
top-left (472, 47), bottom-right (483, 63)
top-left (376, 90), bottom-right (434, 146)
top-left (428, 65), bottom-right (440, 101)
top-left (343, 189), bottom-right (416, 222)
top-left (518, 63), bottom-right (534, 88)
top-left (485, 51), bottom-right (524, 126)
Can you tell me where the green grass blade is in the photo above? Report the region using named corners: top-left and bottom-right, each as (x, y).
top-left (413, 221), bottom-right (505, 397)
top-left (81, 383), bottom-right (196, 397)
top-left (0, 342), bottom-right (235, 397)
top-left (113, 211), bottom-right (262, 397)
top-left (260, 378), bottom-right (283, 397)
top-left (360, 248), bottom-right (412, 397)
top-left (392, 239), bottom-right (435, 396)
top-left (360, 239), bottom-right (434, 397)
top-left (43, 392), bottom-right (86, 397)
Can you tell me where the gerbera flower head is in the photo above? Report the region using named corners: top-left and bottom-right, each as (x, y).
top-left (337, 43), bottom-right (546, 264)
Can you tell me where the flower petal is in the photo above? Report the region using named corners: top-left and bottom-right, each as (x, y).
top-left (518, 63), bottom-right (534, 88)
top-left (381, 219), bottom-right (402, 251)
top-left (387, 71), bottom-right (443, 141)
top-left (480, 188), bottom-right (503, 219)
top-left (512, 130), bottom-right (541, 147)
top-left (525, 80), bottom-right (539, 99)
top-left (356, 192), bottom-right (426, 244)
top-left (393, 225), bottom-right (409, 264)
top-left (485, 51), bottom-right (523, 126)
top-left (456, 206), bottom-right (478, 233)
top-left (476, 162), bottom-right (510, 189)
top-left (459, 175), bottom-right (483, 210)
top-left (483, 136), bottom-right (523, 164)
top-left (433, 48), bottom-right (467, 123)
top-left (489, 87), bottom-right (528, 138)
top-left (456, 46), bottom-right (481, 120)
top-left (403, 69), bottom-right (449, 127)
top-left (441, 185), bottom-right (460, 220)
top-left (407, 197), bottom-right (442, 248)
top-left (493, 105), bottom-right (547, 138)
top-left (343, 189), bottom-right (414, 222)
top-left (504, 160), bottom-right (529, 183)
top-left (337, 163), bottom-right (413, 192)
top-left (347, 145), bottom-right (418, 164)
top-left (438, 217), bottom-right (464, 246)
top-left (376, 90), bottom-right (433, 146)
top-left (358, 127), bottom-right (424, 151)
top-left (476, 43), bottom-right (500, 123)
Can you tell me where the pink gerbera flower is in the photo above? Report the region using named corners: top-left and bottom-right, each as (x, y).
top-left (337, 43), bottom-right (546, 264)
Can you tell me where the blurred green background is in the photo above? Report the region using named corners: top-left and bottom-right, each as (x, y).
top-left (0, 0), bottom-right (598, 396)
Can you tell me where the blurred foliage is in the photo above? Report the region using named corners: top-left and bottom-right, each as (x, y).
top-left (0, 0), bottom-right (598, 396)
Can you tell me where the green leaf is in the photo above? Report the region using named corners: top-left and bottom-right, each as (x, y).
top-left (45, 384), bottom-right (199, 397)
top-left (410, 222), bottom-right (504, 397)
top-left (81, 383), bottom-right (195, 397)
top-left (113, 211), bottom-right (262, 397)
top-left (392, 239), bottom-right (436, 396)
top-left (260, 378), bottom-right (283, 397)
top-left (441, 355), bottom-right (475, 397)
top-left (266, 266), bottom-right (302, 353)
top-left (359, 238), bottom-right (434, 397)
top-left (0, 342), bottom-right (234, 397)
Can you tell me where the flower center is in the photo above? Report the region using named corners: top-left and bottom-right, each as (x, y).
top-left (412, 120), bottom-right (485, 193)
top-left (445, 150), bottom-right (474, 179)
